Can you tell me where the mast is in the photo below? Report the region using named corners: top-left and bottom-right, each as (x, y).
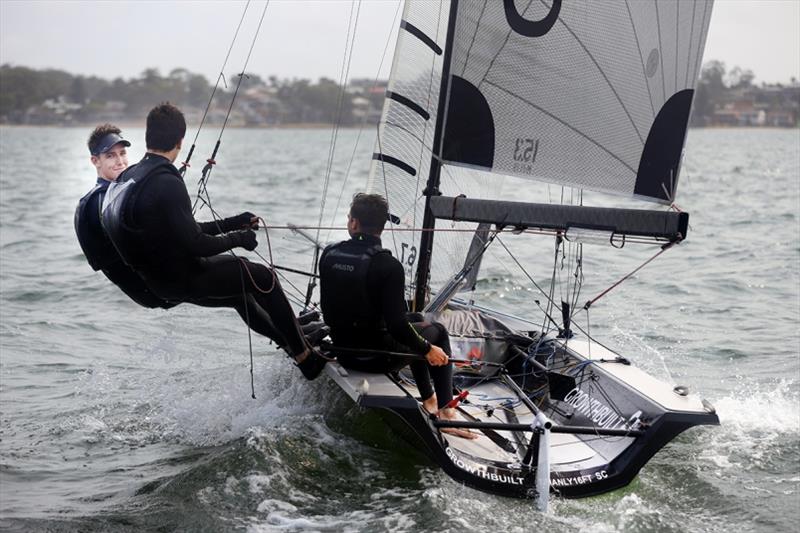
top-left (412, 0), bottom-right (459, 311)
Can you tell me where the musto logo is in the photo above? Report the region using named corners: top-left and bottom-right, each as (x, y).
top-left (331, 263), bottom-right (354, 272)
top-left (445, 447), bottom-right (524, 485)
top-left (563, 388), bottom-right (644, 431)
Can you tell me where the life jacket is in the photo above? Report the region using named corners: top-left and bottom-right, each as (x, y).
top-left (74, 182), bottom-right (118, 271)
top-left (101, 155), bottom-right (179, 269)
top-left (319, 238), bottom-right (391, 334)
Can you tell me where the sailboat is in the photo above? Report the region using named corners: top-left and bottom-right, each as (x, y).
top-left (308, 0), bottom-right (718, 508)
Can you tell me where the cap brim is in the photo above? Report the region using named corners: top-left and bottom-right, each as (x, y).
top-left (102, 139), bottom-right (131, 152)
top-left (92, 133), bottom-right (131, 155)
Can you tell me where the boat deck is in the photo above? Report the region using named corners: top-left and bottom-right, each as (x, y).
top-left (323, 361), bottom-right (615, 471)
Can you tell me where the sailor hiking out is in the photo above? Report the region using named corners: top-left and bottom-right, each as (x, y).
top-left (75, 123), bottom-right (173, 309)
top-left (100, 103), bottom-right (326, 379)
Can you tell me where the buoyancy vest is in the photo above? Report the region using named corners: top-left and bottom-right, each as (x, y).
top-left (75, 181), bottom-right (118, 271)
top-left (319, 238), bottom-right (391, 333)
top-left (101, 155), bottom-right (180, 269)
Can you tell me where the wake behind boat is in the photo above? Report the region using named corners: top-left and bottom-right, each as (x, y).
top-left (299, 0), bottom-right (720, 510)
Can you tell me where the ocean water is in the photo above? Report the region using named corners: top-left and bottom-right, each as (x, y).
top-left (0, 126), bottom-right (798, 532)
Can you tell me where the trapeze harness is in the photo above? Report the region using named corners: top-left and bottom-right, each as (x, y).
top-left (101, 155), bottom-right (180, 271)
top-left (75, 177), bottom-right (171, 309)
top-left (75, 180), bottom-right (120, 271)
top-left (319, 237), bottom-right (391, 336)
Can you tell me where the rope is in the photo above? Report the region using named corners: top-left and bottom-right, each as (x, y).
top-left (238, 264), bottom-right (257, 399)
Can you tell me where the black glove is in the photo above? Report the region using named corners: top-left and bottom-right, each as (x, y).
top-left (229, 211), bottom-right (258, 230)
top-left (229, 229), bottom-right (258, 251)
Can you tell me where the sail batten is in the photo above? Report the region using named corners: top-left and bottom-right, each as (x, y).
top-left (400, 20), bottom-right (444, 55)
top-left (372, 153), bottom-right (417, 176)
top-left (386, 91), bottom-right (431, 121)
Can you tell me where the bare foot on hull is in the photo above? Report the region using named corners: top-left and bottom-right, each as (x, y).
top-left (436, 407), bottom-right (478, 440)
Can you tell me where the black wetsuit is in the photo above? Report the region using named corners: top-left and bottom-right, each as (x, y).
top-left (74, 177), bottom-right (173, 309)
top-left (105, 153), bottom-right (306, 355)
top-left (319, 233), bottom-right (454, 408)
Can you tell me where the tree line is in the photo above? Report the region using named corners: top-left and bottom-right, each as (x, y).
top-left (0, 62), bottom-right (795, 126)
top-left (0, 65), bottom-right (383, 125)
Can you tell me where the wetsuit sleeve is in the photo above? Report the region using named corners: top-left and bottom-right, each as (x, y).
top-left (197, 220), bottom-right (225, 235)
top-left (159, 174), bottom-right (237, 257)
top-left (373, 254), bottom-right (431, 355)
top-left (198, 220), bottom-right (225, 235)
top-left (197, 215), bottom-right (245, 235)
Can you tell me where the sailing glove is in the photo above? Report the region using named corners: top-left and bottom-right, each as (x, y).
top-left (229, 229), bottom-right (258, 251)
top-left (230, 211), bottom-right (258, 229)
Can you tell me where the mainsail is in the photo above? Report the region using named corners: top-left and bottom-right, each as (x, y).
top-left (444, 0), bottom-right (713, 204)
top-left (367, 0), bottom-right (713, 304)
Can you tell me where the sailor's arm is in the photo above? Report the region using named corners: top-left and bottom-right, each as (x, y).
top-left (378, 257), bottom-right (435, 356)
top-left (161, 176), bottom-right (256, 255)
top-left (198, 212), bottom-right (258, 235)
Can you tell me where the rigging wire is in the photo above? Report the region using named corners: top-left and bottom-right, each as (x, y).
top-left (324, 0), bottom-right (403, 243)
top-left (544, 235), bottom-right (562, 334)
top-left (172, 0), bottom-right (273, 398)
top-left (179, 0), bottom-right (251, 178)
top-left (376, 127), bottom-right (402, 259)
top-left (305, 0), bottom-right (363, 309)
top-left (495, 235), bottom-right (563, 334)
top-left (192, 0), bottom-right (272, 215)
top-left (581, 241), bottom-right (677, 311)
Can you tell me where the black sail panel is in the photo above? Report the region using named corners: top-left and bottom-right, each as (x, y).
top-left (634, 89), bottom-right (695, 202)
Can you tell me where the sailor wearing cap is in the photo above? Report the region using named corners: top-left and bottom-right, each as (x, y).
top-left (74, 124), bottom-right (174, 309)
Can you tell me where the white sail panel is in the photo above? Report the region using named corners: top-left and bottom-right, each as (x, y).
top-left (367, 0), bottom-right (452, 297)
top-left (441, 0), bottom-right (714, 204)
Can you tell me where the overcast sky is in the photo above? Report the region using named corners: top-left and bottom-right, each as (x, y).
top-left (1, 0), bottom-right (798, 84)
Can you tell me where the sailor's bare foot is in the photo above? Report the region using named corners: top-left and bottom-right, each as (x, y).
top-left (437, 407), bottom-right (478, 440)
top-left (422, 395), bottom-right (438, 415)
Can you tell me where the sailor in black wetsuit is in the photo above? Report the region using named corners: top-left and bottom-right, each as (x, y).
top-left (319, 193), bottom-right (475, 438)
top-left (75, 124), bottom-right (173, 309)
top-left (102, 103), bottom-right (325, 379)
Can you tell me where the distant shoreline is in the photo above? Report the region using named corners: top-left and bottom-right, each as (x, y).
top-left (1, 123), bottom-right (796, 131)
top-left (0, 122), bottom-right (366, 129)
